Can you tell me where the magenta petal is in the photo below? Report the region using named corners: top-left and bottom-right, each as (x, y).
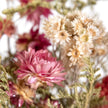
top-left (27, 7), bottom-right (52, 26)
top-left (28, 76), bottom-right (37, 84)
top-left (17, 73), bottom-right (27, 79)
top-left (18, 97), bottom-right (24, 107)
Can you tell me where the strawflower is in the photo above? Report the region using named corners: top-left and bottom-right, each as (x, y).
top-left (0, 19), bottom-right (16, 38)
top-left (7, 81), bottom-right (35, 108)
top-left (15, 48), bottom-right (66, 89)
top-left (27, 6), bottom-right (52, 26)
top-left (3, 19), bottom-right (16, 37)
top-left (95, 76), bottom-right (108, 100)
top-left (44, 11), bottom-right (106, 67)
top-left (16, 28), bottom-right (51, 52)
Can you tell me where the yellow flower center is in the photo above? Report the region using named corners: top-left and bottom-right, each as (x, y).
top-left (71, 49), bottom-right (80, 58)
top-left (58, 31), bottom-right (68, 40)
top-left (81, 34), bottom-right (89, 42)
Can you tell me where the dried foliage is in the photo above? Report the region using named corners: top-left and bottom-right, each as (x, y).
top-left (0, 57), bottom-right (9, 108)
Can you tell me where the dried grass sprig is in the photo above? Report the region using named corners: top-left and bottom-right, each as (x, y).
top-left (0, 56), bottom-right (9, 108)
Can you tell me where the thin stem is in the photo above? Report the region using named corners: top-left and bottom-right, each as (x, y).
top-left (84, 80), bottom-right (93, 108)
top-left (7, 37), bottom-right (11, 55)
top-left (75, 86), bottom-right (81, 108)
top-left (84, 60), bottom-right (94, 108)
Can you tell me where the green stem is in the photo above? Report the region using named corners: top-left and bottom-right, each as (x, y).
top-left (84, 60), bottom-right (94, 108)
top-left (84, 81), bottom-right (93, 108)
top-left (75, 86), bottom-right (81, 108)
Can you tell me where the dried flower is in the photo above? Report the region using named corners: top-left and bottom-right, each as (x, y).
top-left (95, 76), bottom-right (108, 100)
top-left (16, 28), bottom-right (51, 52)
top-left (3, 19), bottom-right (16, 37)
top-left (15, 48), bottom-right (66, 89)
top-left (27, 6), bottom-right (52, 26)
top-left (0, 19), bottom-right (16, 38)
top-left (44, 11), bottom-right (106, 84)
top-left (67, 46), bottom-right (82, 66)
top-left (44, 11), bottom-right (105, 66)
top-left (7, 81), bottom-right (35, 108)
top-left (55, 30), bottom-right (71, 44)
top-left (44, 16), bottom-right (71, 45)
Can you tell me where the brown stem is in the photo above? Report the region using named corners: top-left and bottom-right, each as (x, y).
top-left (7, 37), bottom-right (11, 56)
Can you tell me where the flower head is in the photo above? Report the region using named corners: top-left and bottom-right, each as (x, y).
top-left (16, 28), bottom-right (51, 52)
top-left (27, 6), bottom-right (52, 26)
top-left (0, 19), bottom-right (16, 38)
top-left (67, 46), bottom-right (82, 66)
top-left (15, 48), bottom-right (66, 89)
top-left (7, 81), bottom-right (35, 108)
top-left (44, 16), bottom-right (71, 45)
top-left (95, 76), bottom-right (108, 100)
top-left (3, 19), bottom-right (16, 37)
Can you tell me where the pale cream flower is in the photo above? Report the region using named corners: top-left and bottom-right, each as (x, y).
top-left (87, 25), bottom-right (99, 38)
top-left (67, 46), bottom-right (82, 66)
top-left (49, 16), bottom-right (65, 31)
top-left (66, 10), bottom-right (81, 21)
top-left (55, 30), bottom-right (71, 44)
top-left (71, 18), bottom-right (83, 35)
top-left (44, 15), bottom-right (72, 45)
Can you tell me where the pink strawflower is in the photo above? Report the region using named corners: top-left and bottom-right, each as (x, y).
top-left (0, 19), bottom-right (16, 38)
top-left (3, 19), bottom-right (16, 37)
top-left (16, 28), bottom-right (50, 52)
top-left (19, 0), bottom-right (32, 4)
top-left (15, 48), bottom-right (66, 89)
top-left (7, 81), bottom-right (35, 108)
top-left (27, 6), bottom-right (52, 26)
top-left (29, 28), bottom-right (51, 50)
